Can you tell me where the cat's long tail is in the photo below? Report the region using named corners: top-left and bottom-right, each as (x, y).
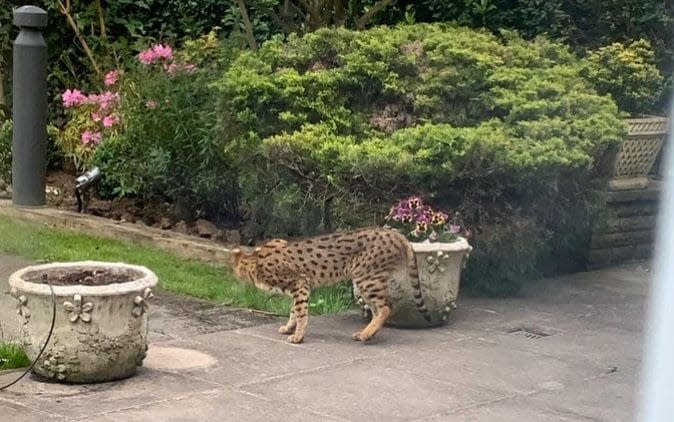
top-left (402, 238), bottom-right (431, 323)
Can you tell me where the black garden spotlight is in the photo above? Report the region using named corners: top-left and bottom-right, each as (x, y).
top-left (74, 167), bottom-right (101, 213)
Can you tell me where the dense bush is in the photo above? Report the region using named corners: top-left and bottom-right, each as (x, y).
top-left (91, 35), bottom-right (237, 223)
top-left (0, 0), bottom-right (244, 132)
top-left (583, 39), bottom-right (665, 115)
top-left (213, 24), bottom-right (626, 294)
top-left (0, 118), bottom-right (11, 183)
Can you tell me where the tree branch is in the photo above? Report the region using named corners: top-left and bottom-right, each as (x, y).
top-left (296, 0), bottom-right (322, 30)
top-left (0, 69), bottom-right (5, 108)
top-left (334, 0), bottom-right (348, 27)
top-left (321, 0), bottom-right (334, 25)
top-left (235, 0), bottom-right (258, 51)
top-left (57, 0), bottom-right (101, 76)
top-left (95, 0), bottom-right (106, 37)
top-left (355, 0), bottom-right (396, 29)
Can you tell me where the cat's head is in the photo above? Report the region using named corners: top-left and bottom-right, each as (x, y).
top-left (231, 247), bottom-right (259, 280)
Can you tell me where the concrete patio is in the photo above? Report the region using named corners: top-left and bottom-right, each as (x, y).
top-left (0, 254), bottom-right (649, 421)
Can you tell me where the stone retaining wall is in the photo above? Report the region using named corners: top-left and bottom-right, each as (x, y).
top-left (589, 181), bottom-right (661, 269)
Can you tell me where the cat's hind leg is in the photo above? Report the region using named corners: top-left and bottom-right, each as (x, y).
top-left (352, 275), bottom-right (391, 341)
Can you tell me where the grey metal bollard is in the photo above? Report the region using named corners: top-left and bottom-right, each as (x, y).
top-left (12, 5), bottom-right (48, 207)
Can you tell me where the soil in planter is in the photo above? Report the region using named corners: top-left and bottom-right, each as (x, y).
top-left (24, 267), bottom-right (144, 286)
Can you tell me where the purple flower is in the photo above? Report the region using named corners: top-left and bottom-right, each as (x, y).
top-left (399, 210), bottom-right (414, 223)
top-left (419, 205), bottom-right (433, 218)
top-left (415, 222), bottom-right (428, 233)
top-left (408, 196), bottom-right (422, 210)
top-left (415, 212), bottom-right (431, 224)
top-left (431, 212), bottom-right (448, 225)
top-left (449, 224), bottom-right (462, 234)
top-left (396, 200), bottom-right (410, 210)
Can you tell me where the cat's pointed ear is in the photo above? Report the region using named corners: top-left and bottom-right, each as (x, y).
top-left (232, 248), bottom-right (243, 261)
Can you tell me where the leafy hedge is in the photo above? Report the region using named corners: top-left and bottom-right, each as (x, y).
top-left (0, 119), bottom-right (11, 183)
top-left (92, 33), bottom-right (237, 223)
top-left (213, 24), bottom-right (626, 294)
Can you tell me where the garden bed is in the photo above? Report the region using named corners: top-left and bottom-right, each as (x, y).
top-left (43, 169), bottom-right (242, 246)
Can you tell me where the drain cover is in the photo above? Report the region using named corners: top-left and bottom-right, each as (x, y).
top-left (507, 327), bottom-right (552, 340)
top-left (143, 346), bottom-right (217, 371)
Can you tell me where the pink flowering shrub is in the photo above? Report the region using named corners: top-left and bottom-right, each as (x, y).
top-left (56, 41), bottom-right (202, 171)
top-left (138, 44), bottom-right (173, 65)
top-left (136, 44), bottom-right (197, 76)
top-left (89, 36), bottom-right (231, 215)
top-left (56, 71), bottom-right (122, 169)
top-left (385, 197), bottom-right (470, 243)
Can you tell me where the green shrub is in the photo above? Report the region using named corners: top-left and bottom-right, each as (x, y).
top-left (92, 40), bottom-right (236, 221)
top-left (213, 24), bottom-right (626, 295)
top-left (583, 39), bottom-right (665, 115)
top-left (0, 118), bottom-right (61, 184)
top-left (0, 118), bottom-right (10, 183)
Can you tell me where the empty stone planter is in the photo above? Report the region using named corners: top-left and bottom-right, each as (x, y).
top-left (354, 238), bottom-right (472, 328)
top-left (8, 261), bottom-right (157, 383)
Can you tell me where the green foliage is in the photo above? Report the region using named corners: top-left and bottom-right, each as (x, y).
top-left (0, 342), bottom-right (30, 370)
top-left (373, 0), bottom-right (674, 113)
top-left (214, 24), bottom-right (626, 295)
top-left (92, 45), bottom-right (235, 222)
top-left (55, 104), bottom-right (108, 171)
top-left (1, 0), bottom-right (236, 134)
top-left (0, 118), bottom-right (11, 183)
top-left (584, 39), bottom-right (665, 115)
top-left (403, 0), bottom-right (672, 55)
top-left (462, 217), bottom-right (546, 296)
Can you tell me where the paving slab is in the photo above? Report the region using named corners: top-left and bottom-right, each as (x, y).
top-left (0, 255), bottom-right (34, 340)
top-left (0, 396), bottom-right (61, 422)
top-left (0, 258), bottom-right (650, 422)
top-left (89, 388), bottom-right (350, 422)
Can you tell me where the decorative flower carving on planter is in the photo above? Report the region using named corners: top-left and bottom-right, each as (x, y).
top-left (63, 294), bottom-right (93, 323)
top-left (42, 352), bottom-right (69, 381)
top-left (10, 287), bottom-right (30, 319)
top-left (441, 299), bottom-right (458, 321)
top-left (425, 250), bottom-right (450, 273)
top-left (132, 288), bottom-right (154, 317)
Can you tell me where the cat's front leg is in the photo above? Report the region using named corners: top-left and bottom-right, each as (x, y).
top-left (279, 308), bottom-right (297, 334)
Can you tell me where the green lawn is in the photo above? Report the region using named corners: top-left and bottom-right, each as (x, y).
top-left (0, 342), bottom-right (29, 370)
top-left (0, 216), bottom-right (353, 315)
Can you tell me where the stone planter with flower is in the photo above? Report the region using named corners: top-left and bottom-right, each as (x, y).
top-left (8, 261), bottom-right (157, 383)
top-left (354, 197), bottom-right (473, 328)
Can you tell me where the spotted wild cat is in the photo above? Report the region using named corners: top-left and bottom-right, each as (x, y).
top-left (231, 227), bottom-right (430, 343)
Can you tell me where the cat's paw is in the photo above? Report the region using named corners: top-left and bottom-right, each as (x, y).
top-left (287, 334), bottom-right (304, 344)
top-left (278, 325), bottom-right (294, 334)
top-left (352, 331), bottom-right (372, 342)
